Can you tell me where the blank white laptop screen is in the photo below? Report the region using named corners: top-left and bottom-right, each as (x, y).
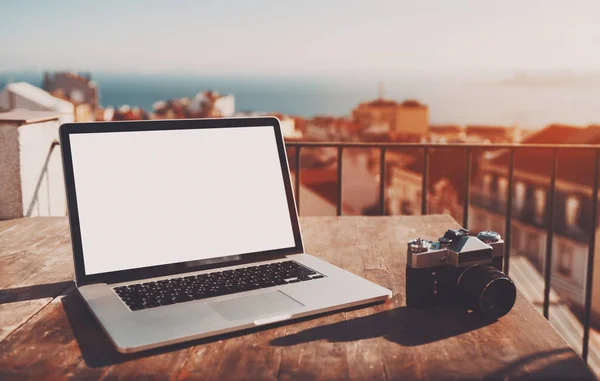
top-left (69, 126), bottom-right (296, 275)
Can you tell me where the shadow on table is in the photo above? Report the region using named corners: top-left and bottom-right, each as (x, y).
top-left (61, 291), bottom-right (384, 368)
top-left (62, 292), bottom-right (213, 367)
top-left (61, 293), bottom-right (596, 379)
top-left (0, 281), bottom-right (72, 304)
top-left (270, 305), bottom-right (496, 347)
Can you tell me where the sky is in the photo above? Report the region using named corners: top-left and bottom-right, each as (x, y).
top-left (2, 0), bottom-right (600, 77)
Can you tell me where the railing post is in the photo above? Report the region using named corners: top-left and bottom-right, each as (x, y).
top-left (294, 146), bottom-right (301, 213)
top-left (463, 148), bottom-right (472, 228)
top-left (421, 148), bottom-right (429, 215)
top-left (337, 146), bottom-right (343, 216)
top-left (543, 148), bottom-right (558, 319)
top-left (582, 149), bottom-right (600, 361)
top-left (504, 148), bottom-right (515, 275)
top-left (379, 148), bottom-right (386, 215)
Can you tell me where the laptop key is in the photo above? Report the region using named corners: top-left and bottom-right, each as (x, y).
top-left (129, 304), bottom-right (145, 311)
top-left (175, 294), bottom-right (193, 303)
top-left (115, 260), bottom-right (323, 311)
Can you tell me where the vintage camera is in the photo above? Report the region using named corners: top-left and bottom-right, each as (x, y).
top-left (406, 228), bottom-right (516, 319)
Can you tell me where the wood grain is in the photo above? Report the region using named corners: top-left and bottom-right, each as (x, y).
top-left (0, 217), bottom-right (73, 342)
top-left (0, 216), bottom-right (595, 380)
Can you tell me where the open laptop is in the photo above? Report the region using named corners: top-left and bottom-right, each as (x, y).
top-left (59, 117), bottom-right (392, 353)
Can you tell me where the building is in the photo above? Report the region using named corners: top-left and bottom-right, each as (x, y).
top-left (43, 71), bottom-right (98, 108)
top-left (189, 91), bottom-right (235, 118)
top-left (385, 149), bottom-right (469, 221)
top-left (152, 98), bottom-right (190, 119)
top-left (0, 109), bottom-right (66, 219)
top-left (465, 125), bottom-right (521, 143)
top-left (470, 123), bottom-right (600, 322)
top-left (232, 112), bottom-right (303, 140)
top-left (150, 91), bottom-right (235, 120)
top-left (112, 105), bottom-right (149, 121)
top-left (429, 124), bottom-right (520, 143)
top-left (271, 113), bottom-right (303, 140)
top-left (287, 148), bottom-right (380, 216)
top-left (352, 98), bottom-right (428, 141)
top-left (94, 106), bottom-right (115, 121)
top-left (305, 116), bottom-right (361, 141)
top-left (42, 72), bottom-right (99, 121)
top-left (429, 124), bottom-right (465, 143)
top-left (0, 82), bottom-right (74, 123)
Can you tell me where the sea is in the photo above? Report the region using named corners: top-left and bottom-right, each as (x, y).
top-left (2, 71), bottom-right (600, 129)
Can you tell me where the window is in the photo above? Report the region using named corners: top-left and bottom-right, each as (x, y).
top-left (482, 174), bottom-right (492, 195)
top-left (565, 196), bottom-right (580, 227)
top-left (558, 243), bottom-right (574, 277)
top-left (70, 89), bottom-right (84, 103)
top-left (534, 188), bottom-right (546, 224)
top-left (498, 177), bottom-right (508, 203)
top-left (526, 232), bottom-right (541, 265)
top-left (515, 182), bottom-right (526, 211)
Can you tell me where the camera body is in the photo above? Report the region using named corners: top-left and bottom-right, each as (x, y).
top-left (406, 228), bottom-right (514, 318)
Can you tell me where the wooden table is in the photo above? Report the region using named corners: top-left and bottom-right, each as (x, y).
top-left (0, 215), bottom-right (596, 380)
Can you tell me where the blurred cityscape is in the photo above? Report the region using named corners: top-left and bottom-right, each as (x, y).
top-left (1, 71), bottom-right (599, 322)
top-left (2, 0), bottom-right (600, 374)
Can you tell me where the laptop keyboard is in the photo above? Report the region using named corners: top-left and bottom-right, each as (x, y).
top-left (113, 260), bottom-right (324, 311)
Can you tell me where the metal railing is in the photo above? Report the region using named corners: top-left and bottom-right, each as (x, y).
top-left (286, 141), bottom-right (600, 362)
top-left (26, 141), bottom-right (60, 217)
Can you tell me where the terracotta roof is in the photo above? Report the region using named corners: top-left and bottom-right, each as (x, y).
top-left (357, 98), bottom-right (427, 109)
top-left (430, 124), bottom-right (464, 133)
top-left (466, 125), bottom-right (513, 135)
top-left (400, 99), bottom-right (427, 109)
top-left (364, 99), bottom-right (398, 107)
top-left (564, 125), bottom-right (600, 144)
top-left (520, 124), bottom-right (583, 144)
top-left (299, 167), bottom-right (338, 204)
top-left (0, 108), bottom-right (60, 125)
top-left (488, 124), bottom-right (598, 187)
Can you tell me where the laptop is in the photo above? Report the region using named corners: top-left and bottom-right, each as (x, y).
top-left (59, 117), bottom-right (392, 353)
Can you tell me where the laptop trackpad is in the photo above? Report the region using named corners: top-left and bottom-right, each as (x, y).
top-left (208, 290), bottom-right (304, 322)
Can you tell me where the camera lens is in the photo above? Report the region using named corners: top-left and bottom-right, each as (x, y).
top-left (457, 265), bottom-right (516, 319)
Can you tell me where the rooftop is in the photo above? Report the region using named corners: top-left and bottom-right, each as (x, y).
top-left (4, 82), bottom-right (74, 113)
top-left (429, 124), bottom-right (464, 133)
top-left (44, 71), bottom-right (96, 88)
top-left (488, 124), bottom-right (600, 188)
top-left (357, 98), bottom-right (428, 109)
top-left (466, 125), bottom-right (514, 133)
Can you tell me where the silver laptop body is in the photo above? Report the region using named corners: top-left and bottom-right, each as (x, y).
top-left (60, 117), bottom-right (392, 353)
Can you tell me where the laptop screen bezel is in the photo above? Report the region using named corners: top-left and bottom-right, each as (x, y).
top-left (59, 117), bottom-right (304, 286)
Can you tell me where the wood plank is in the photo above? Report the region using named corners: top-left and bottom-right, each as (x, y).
top-left (0, 218), bottom-right (26, 235)
top-left (0, 217), bottom-right (73, 342)
top-left (0, 286), bottom-right (106, 381)
top-left (0, 216), bottom-right (595, 380)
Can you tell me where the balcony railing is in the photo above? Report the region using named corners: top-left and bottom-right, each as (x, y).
top-left (286, 141), bottom-right (600, 363)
